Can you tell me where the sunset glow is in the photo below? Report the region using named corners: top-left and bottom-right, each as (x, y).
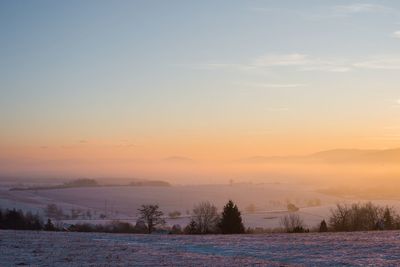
top-left (1, 1), bottom-right (400, 183)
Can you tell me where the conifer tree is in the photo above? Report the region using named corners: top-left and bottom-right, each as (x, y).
top-left (219, 200), bottom-right (245, 234)
top-left (319, 219), bottom-right (328, 232)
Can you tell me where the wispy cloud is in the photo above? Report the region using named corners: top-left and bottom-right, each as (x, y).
top-left (305, 3), bottom-right (397, 20)
top-left (188, 53), bottom-right (351, 73)
top-left (388, 99), bottom-right (400, 108)
top-left (177, 62), bottom-right (258, 73)
top-left (353, 56), bottom-right (400, 70)
top-left (392, 31), bottom-right (400, 38)
top-left (365, 134), bottom-right (400, 141)
top-left (333, 3), bottom-right (393, 15)
top-left (236, 82), bottom-right (306, 88)
top-left (253, 53), bottom-right (309, 67)
top-left (184, 54), bottom-right (400, 74)
top-left (253, 53), bottom-right (352, 72)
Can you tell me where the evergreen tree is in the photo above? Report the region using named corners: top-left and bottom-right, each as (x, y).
top-left (383, 207), bottom-right (394, 230)
top-left (184, 220), bottom-right (198, 234)
top-left (319, 219), bottom-right (328, 232)
top-left (44, 218), bottom-right (56, 231)
top-left (219, 200), bottom-right (245, 234)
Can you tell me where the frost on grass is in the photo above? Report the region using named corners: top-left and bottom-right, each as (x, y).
top-left (2, 230), bottom-right (400, 266)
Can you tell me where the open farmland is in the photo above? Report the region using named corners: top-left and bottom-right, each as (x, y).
top-left (1, 230), bottom-right (400, 266)
top-left (0, 183), bottom-right (344, 229)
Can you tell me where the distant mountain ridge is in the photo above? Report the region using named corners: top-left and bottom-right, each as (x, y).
top-left (240, 148), bottom-right (400, 164)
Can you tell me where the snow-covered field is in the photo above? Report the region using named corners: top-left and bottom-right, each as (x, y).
top-left (0, 183), bottom-right (343, 229)
top-left (2, 182), bottom-right (400, 229)
top-left (2, 230), bottom-right (400, 266)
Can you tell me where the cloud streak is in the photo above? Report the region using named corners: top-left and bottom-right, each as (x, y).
top-left (187, 54), bottom-right (400, 74)
top-left (333, 3), bottom-right (394, 15)
top-left (236, 82), bottom-right (306, 88)
top-left (392, 31), bottom-right (400, 39)
top-left (190, 53), bottom-right (352, 73)
top-left (353, 56), bottom-right (400, 70)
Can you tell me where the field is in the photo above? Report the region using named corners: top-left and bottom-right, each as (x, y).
top-left (3, 181), bottom-right (400, 230)
top-left (3, 180), bottom-right (400, 266)
top-left (1, 230), bottom-right (400, 266)
top-left (0, 182), bottom-right (343, 229)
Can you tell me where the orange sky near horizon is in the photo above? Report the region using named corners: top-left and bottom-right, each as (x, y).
top-left (2, 1), bottom-right (400, 181)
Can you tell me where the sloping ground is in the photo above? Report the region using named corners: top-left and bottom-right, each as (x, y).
top-left (0, 183), bottom-right (341, 228)
top-left (1, 230), bottom-right (400, 266)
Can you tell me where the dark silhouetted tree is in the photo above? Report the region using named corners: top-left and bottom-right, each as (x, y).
top-left (319, 220), bottom-right (328, 232)
top-left (192, 202), bottom-right (219, 234)
top-left (184, 220), bottom-right (198, 234)
top-left (0, 208), bottom-right (42, 230)
top-left (329, 202), bottom-right (387, 232)
top-left (383, 207), bottom-right (394, 230)
top-left (44, 218), bottom-right (56, 231)
top-left (137, 204), bottom-right (165, 234)
top-left (219, 200), bottom-right (245, 234)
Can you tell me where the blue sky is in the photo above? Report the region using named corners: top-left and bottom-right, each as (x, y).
top-left (1, 0), bottom-right (400, 165)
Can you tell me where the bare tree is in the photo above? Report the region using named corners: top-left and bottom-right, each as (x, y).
top-left (44, 204), bottom-right (65, 220)
top-left (192, 202), bottom-right (219, 234)
top-left (280, 213), bottom-right (305, 233)
top-left (137, 204), bottom-right (165, 234)
top-left (329, 202), bottom-right (389, 231)
top-left (329, 203), bottom-right (351, 231)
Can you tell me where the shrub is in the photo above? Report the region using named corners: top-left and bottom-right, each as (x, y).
top-left (168, 211), bottom-right (181, 219)
top-left (287, 203), bottom-right (299, 212)
top-left (0, 208), bottom-right (43, 230)
top-left (280, 213), bottom-right (305, 233)
top-left (184, 220), bottom-right (198, 234)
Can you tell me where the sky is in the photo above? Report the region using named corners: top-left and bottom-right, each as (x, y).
top-left (1, 1), bottom-right (400, 180)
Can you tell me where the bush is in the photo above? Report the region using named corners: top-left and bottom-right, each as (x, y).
top-left (170, 224), bottom-right (183, 234)
top-left (0, 208), bottom-right (43, 230)
top-left (168, 211), bottom-right (181, 219)
top-left (184, 220), bottom-right (198, 234)
top-left (287, 203), bottom-right (299, 212)
top-left (280, 213), bottom-right (305, 233)
top-left (134, 220), bottom-right (148, 233)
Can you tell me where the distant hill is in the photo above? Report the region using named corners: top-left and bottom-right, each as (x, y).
top-left (239, 148), bottom-right (400, 164)
top-left (309, 148), bottom-right (400, 164)
top-left (10, 178), bottom-right (171, 191)
top-left (10, 178), bottom-right (99, 191)
top-left (129, 180), bottom-right (171, 187)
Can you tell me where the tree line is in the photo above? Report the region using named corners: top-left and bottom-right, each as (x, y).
top-left (1, 201), bottom-right (400, 234)
top-left (138, 200), bottom-right (245, 234)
